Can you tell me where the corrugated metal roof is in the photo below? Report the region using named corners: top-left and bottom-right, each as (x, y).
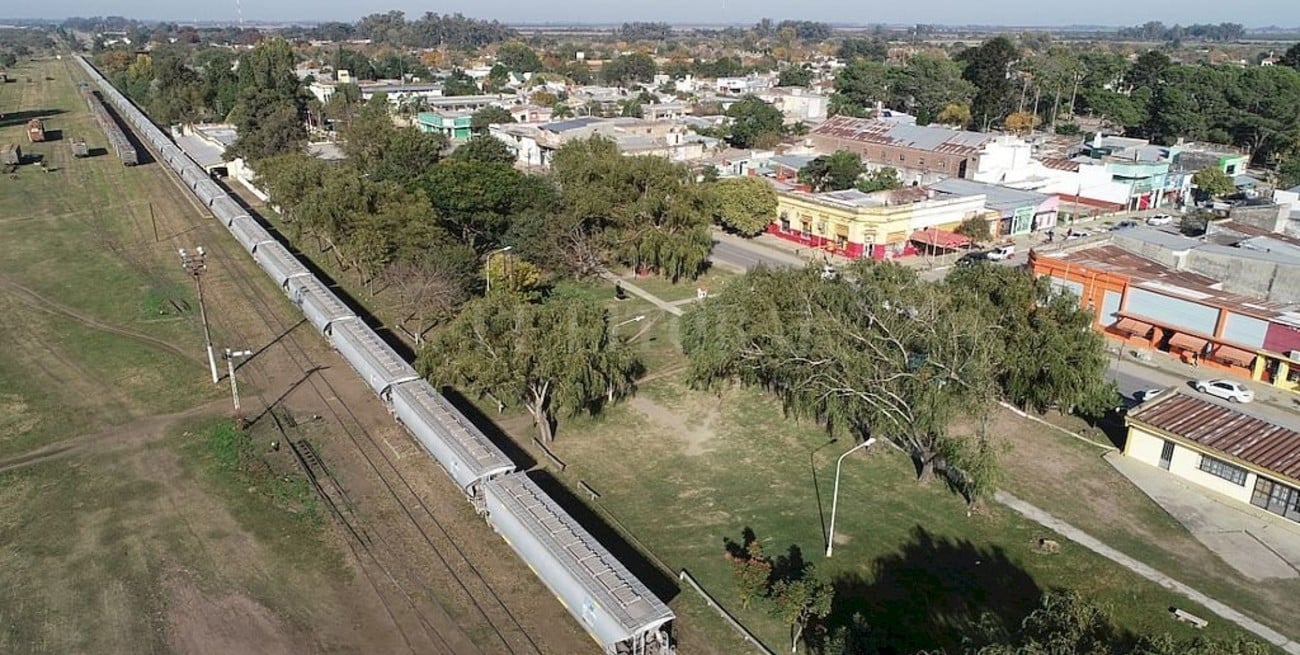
top-left (810, 115), bottom-right (994, 157)
top-left (487, 475), bottom-right (674, 634)
top-left (1127, 393), bottom-right (1300, 483)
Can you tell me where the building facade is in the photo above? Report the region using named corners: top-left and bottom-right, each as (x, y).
top-left (1030, 244), bottom-right (1300, 395)
top-left (771, 187), bottom-right (988, 259)
top-left (928, 178), bottom-right (1058, 237)
top-left (417, 111), bottom-right (474, 140)
top-left (809, 116), bottom-right (1002, 185)
top-left (1124, 393), bottom-right (1300, 525)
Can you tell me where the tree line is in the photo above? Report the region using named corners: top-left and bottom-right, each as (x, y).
top-left (1116, 21), bottom-right (1247, 43)
top-left (351, 11), bottom-right (516, 49)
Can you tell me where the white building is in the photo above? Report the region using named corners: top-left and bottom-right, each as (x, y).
top-left (1124, 392), bottom-right (1300, 526)
top-left (755, 87), bottom-right (829, 124)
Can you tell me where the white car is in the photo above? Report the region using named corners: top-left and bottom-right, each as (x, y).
top-left (1194, 379), bottom-right (1254, 403)
top-left (986, 244), bottom-right (1016, 261)
top-left (1065, 230), bottom-right (1091, 240)
top-left (1146, 214), bottom-right (1174, 226)
top-left (1134, 388), bottom-right (1166, 403)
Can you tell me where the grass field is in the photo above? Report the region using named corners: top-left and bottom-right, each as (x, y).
top-left (0, 57), bottom-right (379, 655)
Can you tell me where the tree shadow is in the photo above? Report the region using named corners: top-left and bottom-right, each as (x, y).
top-left (820, 526), bottom-right (1044, 655)
top-left (0, 108), bottom-right (63, 128)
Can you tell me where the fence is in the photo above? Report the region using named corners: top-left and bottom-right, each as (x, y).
top-left (677, 569), bottom-right (776, 655)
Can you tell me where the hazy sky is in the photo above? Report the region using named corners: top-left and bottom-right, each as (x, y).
top-left (12, 0), bottom-right (1300, 27)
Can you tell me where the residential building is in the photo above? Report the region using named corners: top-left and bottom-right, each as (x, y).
top-left (1170, 142), bottom-right (1250, 178)
top-left (771, 186), bottom-right (990, 259)
top-left (509, 104), bottom-right (554, 124)
top-left (1074, 135), bottom-right (1190, 210)
top-left (1029, 241), bottom-right (1300, 394)
top-left (491, 117), bottom-right (716, 168)
top-left (928, 178), bottom-right (1058, 236)
top-left (641, 102), bottom-right (688, 121)
top-left (695, 148), bottom-right (777, 178)
top-left (713, 74), bottom-right (777, 95)
top-left (809, 116), bottom-right (1002, 185)
top-left (755, 87), bottom-right (829, 124)
top-left (1124, 393), bottom-right (1300, 525)
top-left (417, 110), bottom-right (475, 140)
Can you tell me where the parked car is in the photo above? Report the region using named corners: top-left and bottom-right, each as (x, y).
top-left (1065, 230), bottom-right (1091, 240)
top-left (1114, 220), bottom-right (1139, 230)
top-left (819, 263), bottom-right (838, 280)
top-left (956, 251), bottom-right (989, 266)
top-left (986, 244), bottom-right (1016, 261)
top-left (1193, 379), bottom-right (1254, 403)
top-left (1146, 214), bottom-right (1174, 226)
top-left (1133, 388), bottom-right (1165, 402)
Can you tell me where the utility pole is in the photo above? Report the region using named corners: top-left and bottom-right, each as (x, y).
top-left (223, 348), bottom-right (253, 427)
top-left (179, 247), bottom-right (220, 384)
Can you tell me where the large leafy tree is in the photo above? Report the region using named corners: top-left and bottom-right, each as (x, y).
top-left (725, 95), bottom-right (784, 149)
top-left (470, 105), bottom-right (515, 132)
top-left (602, 52), bottom-right (657, 86)
top-left (892, 54), bottom-right (974, 125)
top-left (855, 167), bottom-right (902, 193)
top-left (770, 571), bottom-right (834, 654)
top-left (419, 158), bottom-right (554, 251)
top-left (1193, 166), bottom-right (1236, 198)
top-left (495, 41), bottom-right (541, 73)
top-left (681, 264), bottom-right (1002, 487)
top-left (707, 176), bottom-right (777, 236)
top-left (451, 134), bottom-right (516, 166)
top-left (944, 264), bottom-right (1112, 415)
top-left (341, 96), bottom-right (447, 184)
top-left (957, 36), bottom-right (1020, 130)
top-left (229, 37), bottom-right (307, 161)
top-left (831, 60), bottom-right (892, 116)
top-left (419, 294), bottom-right (641, 442)
top-left (549, 137), bottom-right (712, 280)
top-left (797, 151), bottom-right (865, 192)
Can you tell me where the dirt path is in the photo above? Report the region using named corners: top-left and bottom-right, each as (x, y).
top-left (0, 275), bottom-right (201, 364)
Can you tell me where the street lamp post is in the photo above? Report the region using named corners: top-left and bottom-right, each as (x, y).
top-left (223, 348), bottom-right (253, 425)
top-left (179, 247), bottom-right (220, 384)
top-left (485, 245), bottom-right (513, 293)
top-left (825, 437), bottom-right (877, 558)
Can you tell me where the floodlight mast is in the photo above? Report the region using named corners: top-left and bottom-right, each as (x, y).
top-left (179, 247), bottom-right (219, 384)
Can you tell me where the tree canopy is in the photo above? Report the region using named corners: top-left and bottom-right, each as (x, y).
top-left (957, 36), bottom-right (1020, 129)
top-left (724, 95), bottom-right (785, 149)
top-left (223, 38), bottom-right (306, 160)
top-left (798, 151), bottom-right (865, 192)
top-left (707, 177), bottom-right (777, 236)
top-left (1193, 167), bottom-right (1235, 198)
top-left (418, 293), bottom-right (640, 442)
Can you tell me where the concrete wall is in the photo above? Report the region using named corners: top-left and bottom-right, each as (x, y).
top-left (1228, 204), bottom-right (1287, 233)
top-left (1183, 249), bottom-right (1300, 303)
top-left (1125, 427), bottom-right (1255, 505)
top-left (1110, 233), bottom-right (1189, 269)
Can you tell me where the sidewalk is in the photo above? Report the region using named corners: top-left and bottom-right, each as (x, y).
top-left (1109, 343), bottom-right (1300, 423)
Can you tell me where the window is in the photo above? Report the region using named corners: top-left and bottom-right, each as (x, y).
top-left (1252, 478), bottom-right (1300, 523)
top-left (1198, 454), bottom-right (1247, 486)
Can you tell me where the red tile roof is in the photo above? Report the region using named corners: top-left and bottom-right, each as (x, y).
top-left (1127, 393), bottom-right (1300, 482)
top-left (909, 228), bottom-right (971, 250)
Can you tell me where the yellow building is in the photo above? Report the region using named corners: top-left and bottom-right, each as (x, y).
top-left (770, 186), bottom-right (993, 259)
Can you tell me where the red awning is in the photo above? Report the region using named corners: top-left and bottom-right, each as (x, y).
top-left (1113, 317), bottom-right (1153, 336)
top-left (1214, 345), bottom-right (1256, 367)
top-left (1168, 333), bottom-right (1209, 353)
top-left (909, 228), bottom-right (971, 250)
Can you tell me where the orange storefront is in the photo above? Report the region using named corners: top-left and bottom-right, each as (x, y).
top-left (1029, 247), bottom-right (1300, 393)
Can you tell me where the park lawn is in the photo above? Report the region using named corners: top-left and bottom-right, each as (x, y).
top-left (995, 410), bottom-right (1300, 642)
top-left (539, 373), bottom-right (1263, 654)
top-left (617, 265), bottom-right (736, 303)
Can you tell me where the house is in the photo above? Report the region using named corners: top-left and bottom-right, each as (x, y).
top-left (928, 178), bottom-right (1058, 237)
top-left (755, 87), bottom-right (829, 124)
top-left (641, 102), bottom-right (688, 121)
top-left (417, 110), bottom-right (475, 140)
top-left (491, 117), bottom-right (716, 169)
top-left (1124, 392), bottom-right (1300, 525)
top-left (509, 104), bottom-right (554, 124)
top-left (809, 116), bottom-right (1002, 185)
top-left (713, 74), bottom-right (777, 95)
top-left (1073, 135), bottom-right (1191, 210)
top-left (1029, 242), bottom-right (1300, 394)
top-left (771, 186), bottom-right (990, 260)
top-left (1170, 142), bottom-right (1250, 178)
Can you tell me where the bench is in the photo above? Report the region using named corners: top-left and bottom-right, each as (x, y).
top-left (1171, 608), bottom-right (1208, 629)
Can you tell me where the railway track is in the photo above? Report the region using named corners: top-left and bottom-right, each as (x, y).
top-left (90, 61), bottom-right (551, 654)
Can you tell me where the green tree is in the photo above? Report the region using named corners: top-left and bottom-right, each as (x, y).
top-left (228, 37), bottom-right (307, 161)
top-left (419, 158), bottom-right (553, 251)
top-left (725, 95), bottom-right (785, 149)
top-left (484, 252), bottom-right (543, 298)
top-left (708, 176), bottom-right (777, 236)
top-left (1281, 42), bottom-right (1300, 70)
top-left (602, 52), bottom-right (657, 86)
top-left (770, 570), bottom-right (834, 654)
top-left (777, 65), bottom-right (813, 87)
top-left (441, 68), bottom-right (479, 96)
top-left (470, 105), bottom-right (515, 133)
top-left (957, 36), bottom-right (1020, 129)
top-left (855, 167), bottom-right (902, 193)
top-left (1193, 166), bottom-right (1235, 198)
top-left (451, 134), bottom-right (516, 166)
top-left (936, 102), bottom-right (973, 127)
top-left (837, 37), bottom-right (889, 62)
top-left (1278, 154), bottom-right (1300, 189)
top-left (726, 538), bottom-right (772, 610)
top-left (892, 54), bottom-right (974, 124)
top-left (831, 59), bottom-right (891, 116)
top-left (797, 151), bottom-right (864, 192)
top-left (341, 96), bottom-right (446, 183)
top-left (0, 52), bottom-right (17, 68)
top-left (682, 265), bottom-right (1003, 484)
top-left (419, 294), bottom-right (641, 442)
top-left (954, 215), bottom-right (992, 243)
top-left (496, 41), bottom-right (542, 72)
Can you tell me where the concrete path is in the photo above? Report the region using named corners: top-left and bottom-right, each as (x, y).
top-left (1105, 452), bottom-right (1300, 580)
top-left (995, 490), bottom-right (1300, 654)
top-left (598, 271), bottom-right (684, 317)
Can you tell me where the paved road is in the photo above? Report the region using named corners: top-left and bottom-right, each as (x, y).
top-left (709, 234), bottom-right (806, 272)
top-left (1108, 357), bottom-right (1300, 427)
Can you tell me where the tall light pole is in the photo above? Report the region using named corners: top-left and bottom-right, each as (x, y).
top-left (179, 247), bottom-right (219, 384)
top-left (826, 437), bottom-right (877, 558)
top-left (223, 348), bottom-right (253, 426)
top-left (485, 245), bottom-right (513, 293)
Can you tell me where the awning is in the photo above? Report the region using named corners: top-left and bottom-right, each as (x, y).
top-left (909, 228), bottom-right (971, 250)
top-left (1113, 317), bottom-right (1153, 336)
top-left (1168, 333), bottom-right (1209, 353)
top-left (1214, 345), bottom-right (1256, 367)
